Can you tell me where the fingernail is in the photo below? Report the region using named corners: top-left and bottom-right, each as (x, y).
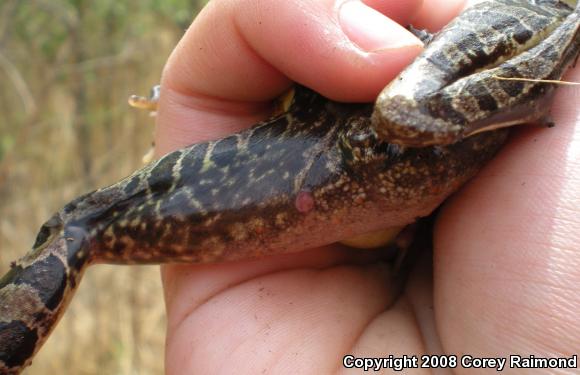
top-left (338, 1), bottom-right (422, 52)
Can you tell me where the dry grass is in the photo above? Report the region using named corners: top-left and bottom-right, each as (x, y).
top-left (0, 2), bottom-right (204, 373)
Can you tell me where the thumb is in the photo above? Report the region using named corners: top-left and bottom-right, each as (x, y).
top-left (155, 0), bottom-right (463, 155)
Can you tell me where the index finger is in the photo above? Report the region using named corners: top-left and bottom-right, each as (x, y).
top-left (155, 0), bottom-right (465, 155)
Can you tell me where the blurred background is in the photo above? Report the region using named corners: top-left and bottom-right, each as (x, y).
top-left (0, 1), bottom-right (206, 373)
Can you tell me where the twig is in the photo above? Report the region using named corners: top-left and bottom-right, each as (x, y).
top-left (493, 75), bottom-right (580, 86)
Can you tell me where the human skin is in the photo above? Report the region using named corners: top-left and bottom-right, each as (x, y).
top-left (155, 1), bottom-right (580, 374)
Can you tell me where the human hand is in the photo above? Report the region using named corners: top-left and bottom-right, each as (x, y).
top-left (156, 0), bottom-right (580, 373)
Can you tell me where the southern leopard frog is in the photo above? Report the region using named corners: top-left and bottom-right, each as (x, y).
top-left (1, 0), bottom-right (579, 373)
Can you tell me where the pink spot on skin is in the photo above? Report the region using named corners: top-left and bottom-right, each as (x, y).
top-left (295, 191), bottom-right (315, 213)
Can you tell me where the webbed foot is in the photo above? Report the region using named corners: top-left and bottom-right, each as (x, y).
top-left (128, 85), bottom-right (160, 164)
top-left (128, 85), bottom-right (160, 112)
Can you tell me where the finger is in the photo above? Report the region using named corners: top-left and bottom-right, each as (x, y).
top-left (166, 262), bottom-right (394, 375)
top-left (156, 0), bottom-right (436, 154)
top-left (164, 0), bottom-right (424, 101)
top-left (362, 0), bottom-right (423, 24)
top-left (411, 0), bottom-right (467, 31)
top-left (163, 244), bottom-right (391, 331)
top-left (435, 64), bottom-right (580, 357)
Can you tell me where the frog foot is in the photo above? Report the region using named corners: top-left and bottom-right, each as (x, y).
top-left (128, 85), bottom-right (160, 113)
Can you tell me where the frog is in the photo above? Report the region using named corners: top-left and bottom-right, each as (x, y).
top-left (1, 0), bottom-right (578, 373)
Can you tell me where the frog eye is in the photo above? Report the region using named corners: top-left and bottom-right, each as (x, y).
top-left (64, 226), bottom-right (90, 268)
top-left (64, 226), bottom-right (88, 247)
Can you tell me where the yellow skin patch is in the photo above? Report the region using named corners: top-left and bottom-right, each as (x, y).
top-left (272, 88), bottom-right (296, 115)
top-left (340, 226), bottom-right (404, 249)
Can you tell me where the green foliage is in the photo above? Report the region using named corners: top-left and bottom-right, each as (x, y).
top-left (0, 0), bottom-right (207, 144)
top-left (150, 0), bottom-right (206, 26)
top-left (0, 135), bottom-right (14, 162)
top-left (5, 0), bottom-right (205, 62)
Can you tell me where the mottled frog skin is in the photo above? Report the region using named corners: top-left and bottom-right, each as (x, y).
top-left (375, 0), bottom-right (580, 145)
top-left (1, 0), bottom-right (579, 373)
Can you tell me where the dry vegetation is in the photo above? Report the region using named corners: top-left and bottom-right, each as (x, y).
top-left (0, 1), bottom-right (205, 373)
